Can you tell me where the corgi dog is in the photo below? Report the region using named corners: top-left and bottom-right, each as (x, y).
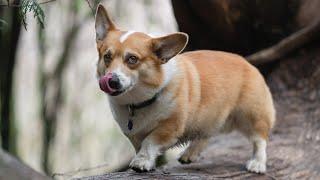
top-left (94, 4), bottom-right (275, 174)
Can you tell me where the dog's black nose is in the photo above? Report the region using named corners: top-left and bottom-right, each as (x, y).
top-left (108, 74), bottom-right (121, 90)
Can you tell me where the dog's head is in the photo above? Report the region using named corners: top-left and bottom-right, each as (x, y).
top-left (95, 4), bottom-right (188, 98)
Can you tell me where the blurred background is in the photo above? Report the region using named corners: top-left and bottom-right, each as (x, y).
top-left (1, 0), bottom-right (319, 179)
top-left (1, 0), bottom-right (179, 178)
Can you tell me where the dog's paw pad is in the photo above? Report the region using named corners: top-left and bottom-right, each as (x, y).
top-left (246, 159), bottom-right (266, 174)
top-left (129, 156), bottom-right (155, 172)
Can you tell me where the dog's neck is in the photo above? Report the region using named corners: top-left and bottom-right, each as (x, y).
top-left (108, 58), bottom-right (178, 105)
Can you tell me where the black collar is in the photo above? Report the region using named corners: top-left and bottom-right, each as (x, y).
top-left (127, 92), bottom-right (160, 113)
top-left (126, 92), bottom-right (160, 131)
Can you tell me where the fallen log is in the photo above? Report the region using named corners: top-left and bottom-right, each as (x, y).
top-left (0, 149), bottom-right (50, 180)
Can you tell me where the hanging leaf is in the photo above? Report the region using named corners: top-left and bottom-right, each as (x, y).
top-left (19, 0), bottom-right (45, 30)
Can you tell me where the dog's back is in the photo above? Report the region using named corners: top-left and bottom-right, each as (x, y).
top-left (175, 50), bottom-right (275, 173)
top-left (177, 50), bottom-right (275, 139)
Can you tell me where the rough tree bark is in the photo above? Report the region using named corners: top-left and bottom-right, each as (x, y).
top-left (78, 0), bottom-right (320, 179)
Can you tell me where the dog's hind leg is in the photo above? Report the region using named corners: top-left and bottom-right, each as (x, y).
top-left (242, 106), bottom-right (274, 174)
top-left (246, 135), bottom-right (267, 173)
top-left (178, 138), bottom-right (208, 164)
top-left (235, 102), bottom-right (273, 174)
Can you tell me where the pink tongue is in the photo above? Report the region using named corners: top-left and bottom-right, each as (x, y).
top-left (99, 73), bottom-right (116, 94)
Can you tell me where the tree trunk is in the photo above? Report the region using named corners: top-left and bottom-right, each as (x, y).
top-left (38, 20), bottom-right (81, 175)
top-left (0, 0), bottom-right (21, 155)
top-left (37, 2), bottom-right (91, 173)
top-left (171, 0), bottom-right (299, 55)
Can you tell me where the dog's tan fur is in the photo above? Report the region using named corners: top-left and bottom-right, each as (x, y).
top-left (95, 4), bottom-right (275, 173)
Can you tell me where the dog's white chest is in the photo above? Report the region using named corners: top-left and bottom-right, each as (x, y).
top-left (108, 93), bottom-right (175, 136)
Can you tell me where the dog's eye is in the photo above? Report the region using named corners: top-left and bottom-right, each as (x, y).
top-left (104, 52), bottom-right (112, 65)
top-left (126, 55), bottom-right (139, 65)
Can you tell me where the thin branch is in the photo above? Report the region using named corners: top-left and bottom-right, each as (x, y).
top-left (246, 17), bottom-right (320, 65)
top-left (86, 0), bottom-right (95, 16)
top-left (52, 13), bottom-right (92, 78)
top-left (0, 0), bottom-right (56, 7)
top-left (33, 0), bottom-right (56, 5)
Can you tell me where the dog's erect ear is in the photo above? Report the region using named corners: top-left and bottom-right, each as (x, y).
top-left (152, 32), bottom-right (188, 63)
top-left (95, 4), bottom-right (116, 42)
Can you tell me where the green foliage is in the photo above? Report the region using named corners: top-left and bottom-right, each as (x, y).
top-left (19, 0), bottom-right (45, 30)
top-left (74, 0), bottom-right (84, 14)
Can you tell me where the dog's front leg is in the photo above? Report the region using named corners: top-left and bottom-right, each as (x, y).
top-left (130, 116), bottom-right (183, 172)
top-left (129, 136), bottom-right (163, 172)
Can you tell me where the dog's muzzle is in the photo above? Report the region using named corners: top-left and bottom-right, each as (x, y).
top-left (99, 73), bottom-right (123, 96)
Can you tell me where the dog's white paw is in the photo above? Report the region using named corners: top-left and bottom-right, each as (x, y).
top-left (178, 151), bottom-right (199, 164)
top-left (130, 154), bottom-right (155, 172)
top-left (246, 159), bottom-right (266, 174)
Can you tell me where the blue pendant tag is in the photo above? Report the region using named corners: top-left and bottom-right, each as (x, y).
top-left (128, 119), bottom-right (133, 130)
